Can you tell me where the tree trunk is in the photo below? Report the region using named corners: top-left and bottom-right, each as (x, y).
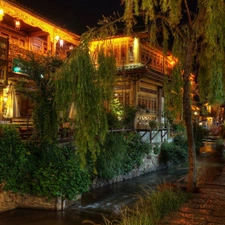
top-left (183, 41), bottom-right (197, 192)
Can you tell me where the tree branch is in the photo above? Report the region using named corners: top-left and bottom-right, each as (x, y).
top-left (184, 0), bottom-right (193, 28)
top-left (155, 14), bottom-right (184, 40)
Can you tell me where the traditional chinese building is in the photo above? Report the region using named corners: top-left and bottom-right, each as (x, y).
top-left (89, 36), bottom-right (175, 130)
top-left (0, 0), bottom-right (80, 120)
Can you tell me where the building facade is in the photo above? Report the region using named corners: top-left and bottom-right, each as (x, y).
top-left (89, 36), bottom-right (175, 129)
top-left (0, 0), bottom-right (79, 120)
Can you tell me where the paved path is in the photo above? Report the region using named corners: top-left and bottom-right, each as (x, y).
top-left (159, 155), bottom-right (225, 225)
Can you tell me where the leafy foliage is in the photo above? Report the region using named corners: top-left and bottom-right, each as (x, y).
top-left (122, 105), bottom-right (138, 129)
top-left (96, 133), bottom-right (127, 179)
top-left (172, 123), bottom-right (186, 133)
top-left (106, 101), bottom-right (138, 129)
top-left (0, 125), bottom-right (28, 192)
top-left (96, 132), bottom-right (151, 179)
top-left (0, 126), bottom-right (90, 199)
top-left (15, 53), bottom-right (63, 144)
top-left (160, 134), bottom-right (188, 164)
top-left (55, 43), bottom-right (116, 167)
top-left (29, 144), bottom-right (91, 200)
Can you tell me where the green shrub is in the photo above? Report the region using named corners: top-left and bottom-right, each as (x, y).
top-left (149, 120), bottom-right (158, 130)
top-left (106, 111), bottom-right (123, 129)
top-left (122, 106), bottom-right (138, 129)
top-left (122, 132), bottom-right (151, 173)
top-left (172, 123), bottom-right (185, 133)
top-left (96, 132), bottom-right (151, 179)
top-left (96, 133), bottom-right (127, 179)
top-left (30, 144), bottom-right (91, 199)
top-left (160, 136), bottom-right (188, 164)
top-left (0, 126), bottom-right (90, 200)
top-left (0, 125), bottom-right (29, 192)
top-left (173, 134), bottom-right (188, 149)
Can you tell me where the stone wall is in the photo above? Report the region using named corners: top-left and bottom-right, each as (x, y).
top-left (0, 190), bottom-right (17, 213)
top-left (91, 152), bottom-right (167, 190)
top-left (0, 190), bottom-right (80, 214)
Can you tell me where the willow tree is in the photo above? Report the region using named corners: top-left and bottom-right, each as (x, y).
top-left (122, 0), bottom-right (225, 192)
top-left (55, 40), bottom-right (116, 169)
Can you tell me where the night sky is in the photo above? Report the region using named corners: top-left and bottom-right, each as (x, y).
top-left (16, 0), bottom-right (124, 35)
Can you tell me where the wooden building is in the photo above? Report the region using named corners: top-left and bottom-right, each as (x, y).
top-left (0, 0), bottom-right (79, 121)
top-left (89, 36), bottom-right (175, 129)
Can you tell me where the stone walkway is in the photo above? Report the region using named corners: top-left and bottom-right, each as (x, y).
top-left (159, 154), bottom-right (225, 225)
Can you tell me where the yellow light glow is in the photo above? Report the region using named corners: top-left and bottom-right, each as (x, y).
top-left (15, 20), bottom-right (20, 30)
top-left (167, 55), bottom-right (177, 66)
top-left (59, 39), bottom-right (64, 47)
top-left (55, 36), bottom-right (60, 41)
top-left (133, 37), bottom-right (139, 63)
top-left (0, 8), bottom-right (4, 21)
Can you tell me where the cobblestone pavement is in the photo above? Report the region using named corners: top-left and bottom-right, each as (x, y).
top-left (159, 153), bottom-right (225, 225)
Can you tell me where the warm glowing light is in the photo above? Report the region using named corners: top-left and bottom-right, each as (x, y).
top-left (59, 39), bottom-right (64, 47)
top-left (0, 8), bottom-right (4, 21)
top-left (167, 55), bottom-right (177, 66)
top-left (15, 20), bottom-right (20, 30)
top-left (170, 60), bottom-right (175, 66)
top-left (55, 36), bottom-right (60, 41)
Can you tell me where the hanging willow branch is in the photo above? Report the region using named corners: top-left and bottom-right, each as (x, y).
top-left (55, 41), bottom-right (116, 168)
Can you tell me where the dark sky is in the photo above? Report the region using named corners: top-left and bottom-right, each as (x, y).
top-left (16, 0), bottom-right (124, 35)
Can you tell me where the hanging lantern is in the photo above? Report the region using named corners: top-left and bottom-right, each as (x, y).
top-left (15, 20), bottom-right (20, 30)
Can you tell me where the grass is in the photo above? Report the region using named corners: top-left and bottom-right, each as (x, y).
top-left (104, 183), bottom-right (190, 225)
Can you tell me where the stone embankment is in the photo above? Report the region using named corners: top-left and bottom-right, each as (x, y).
top-left (159, 153), bottom-right (225, 225)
